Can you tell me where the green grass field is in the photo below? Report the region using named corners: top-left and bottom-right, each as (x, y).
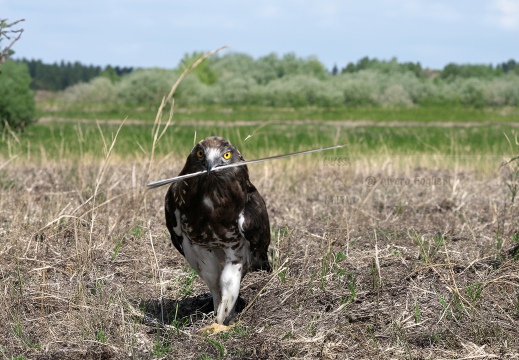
top-left (3, 119), bottom-right (518, 168)
top-left (37, 102), bottom-right (519, 123)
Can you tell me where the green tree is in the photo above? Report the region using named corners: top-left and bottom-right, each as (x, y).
top-left (100, 65), bottom-right (119, 83)
top-left (179, 51), bottom-right (219, 85)
top-left (441, 63), bottom-right (501, 80)
top-left (341, 56), bottom-right (423, 77)
top-left (16, 58), bottom-right (107, 90)
top-left (498, 59), bottom-right (519, 75)
top-left (0, 60), bottom-right (35, 129)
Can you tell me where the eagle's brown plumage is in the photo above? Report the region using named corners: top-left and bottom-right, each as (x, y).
top-left (165, 136), bottom-right (270, 325)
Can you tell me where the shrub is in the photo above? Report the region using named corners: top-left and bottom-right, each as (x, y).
top-left (61, 77), bottom-right (116, 104)
top-left (339, 71), bottom-right (379, 106)
top-left (376, 84), bottom-right (414, 108)
top-left (173, 74), bottom-right (212, 105)
top-left (260, 75), bottom-right (339, 107)
top-left (0, 60), bottom-right (35, 129)
top-left (115, 69), bottom-right (177, 105)
top-left (483, 76), bottom-right (519, 106)
top-left (214, 76), bottom-right (258, 105)
top-left (458, 78), bottom-right (486, 108)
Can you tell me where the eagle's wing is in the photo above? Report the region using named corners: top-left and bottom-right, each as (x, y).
top-left (241, 185), bottom-right (271, 272)
top-left (165, 184), bottom-right (184, 256)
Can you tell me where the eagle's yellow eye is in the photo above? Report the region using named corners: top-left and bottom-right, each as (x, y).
top-left (196, 150), bottom-right (204, 159)
top-left (223, 151), bottom-right (232, 160)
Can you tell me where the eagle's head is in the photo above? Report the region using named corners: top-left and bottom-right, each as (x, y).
top-left (186, 136), bottom-right (245, 174)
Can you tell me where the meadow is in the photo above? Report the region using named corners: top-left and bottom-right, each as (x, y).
top-left (6, 105), bottom-right (519, 161)
top-left (1, 95), bottom-right (519, 359)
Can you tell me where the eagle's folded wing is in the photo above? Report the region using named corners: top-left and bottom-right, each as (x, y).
top-left (241, 186), bottom-right (271, 272)
top-left (165, 184), bottom-right (185, 256)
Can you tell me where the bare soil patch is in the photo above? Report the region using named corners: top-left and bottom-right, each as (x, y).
top-left (1, 159), bottom-right (518, 359)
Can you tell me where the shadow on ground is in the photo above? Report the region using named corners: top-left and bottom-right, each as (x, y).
top-left (139, 294), bottom-right (247, 326)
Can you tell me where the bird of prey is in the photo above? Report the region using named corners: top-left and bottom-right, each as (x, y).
top-left (164, 136), bottom-right (271, 331)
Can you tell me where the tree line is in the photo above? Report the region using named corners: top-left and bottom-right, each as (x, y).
top-left (56, 52), bottom-right (519, 110)
top-left (15, 58), bottom-right (133, 91)
top-left (339, 57), bottom-right (519, 79)
top-left (13, 54), bottom-right (519, 92)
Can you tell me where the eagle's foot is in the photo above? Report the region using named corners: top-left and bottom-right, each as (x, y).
top-left (200, 322), bottom-right (235, 335)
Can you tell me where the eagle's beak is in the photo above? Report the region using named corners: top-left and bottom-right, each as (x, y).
top-left (205, 158), bottom-right (215, 172)
top-left (204, 150), bottom-right (221, 173)
top-left (205, 155), bottom-right (219, 172)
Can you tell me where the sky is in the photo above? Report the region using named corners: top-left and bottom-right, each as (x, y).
top-left (2, 0), bottom-right (519, 71)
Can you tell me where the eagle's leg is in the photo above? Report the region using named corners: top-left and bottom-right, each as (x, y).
top-left (200, 260), bottom-right (241, 334)
top-left (216, 261), bottom-right (242, 325)
top-left (181, 239), bottom-right (222, 315)
top-left (183, 242), bottom-right (234, 334)
top-left (216, 245), bottom-right (248, 325)
top-left (199, 254), bottom-right (241, 334)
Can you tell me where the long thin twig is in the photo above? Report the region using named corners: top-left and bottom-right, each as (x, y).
top-left (148, 222), bottom-right (164, 324)
top-left (145, 46), bottom-right (229, 185)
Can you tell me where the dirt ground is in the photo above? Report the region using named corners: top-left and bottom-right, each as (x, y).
top-left (0, 156), bottom-right (518, 359)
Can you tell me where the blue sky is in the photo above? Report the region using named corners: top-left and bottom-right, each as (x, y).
top-left (3, 0), bottom-right (519, 70)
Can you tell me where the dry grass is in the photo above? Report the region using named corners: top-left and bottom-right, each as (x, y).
top-left (1, 151), bottom-right (518, 359)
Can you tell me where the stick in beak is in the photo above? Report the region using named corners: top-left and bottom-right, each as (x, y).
top-left (147, 144), bottom-right (344, 189)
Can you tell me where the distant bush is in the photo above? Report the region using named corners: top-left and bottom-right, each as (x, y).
top-left (338, 72), bottom-right (378, 106)
top-left (115, 69), bottom-right (177, 105)
top-left (213, 76), bottom-right (258, 105)
top-left (258, 75), bottom-right (337, 107)
top-left (0, 60), bottom-right (35, 129)
top-left (62, 77), bottom-right (116, 104)
top-left (334, 71), bottom-right (434, 107)
top-left (376, 84), bottom-right (414, 108)
top-left (172, 73), bottom-right (212, 105)
top-left (446, 77), bottom-right (519, 108)
top-left (483, 76), bottom-right (519, 106)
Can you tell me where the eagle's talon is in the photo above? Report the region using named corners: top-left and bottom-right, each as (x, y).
top-left (200, 322), bottom-right (235, 335)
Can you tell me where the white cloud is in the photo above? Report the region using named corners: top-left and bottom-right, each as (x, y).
top-left (494, 0), bottom-right (519, 30)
